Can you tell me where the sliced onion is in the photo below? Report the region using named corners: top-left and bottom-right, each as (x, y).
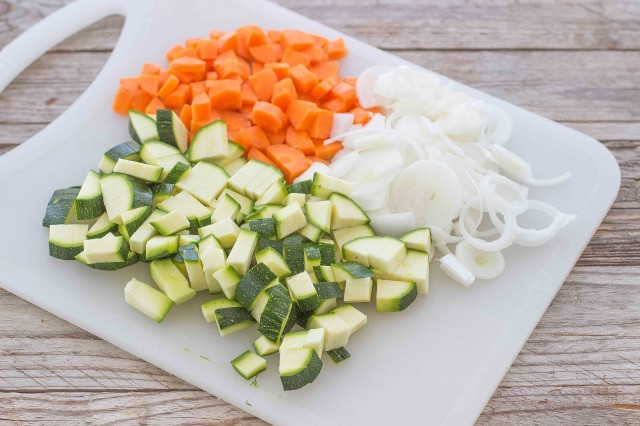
top-left (330, 113), bottom-right (355, 139)
top-left (369, 212), bottom-right (416, 237)
top-left (352, 185), bottom-right (391, 211)
top-left (455, 240), bottom-right (505, 280)
top-left (356, 66), bottom-right (393, 108)
top-left (482, 104), bottom-right (513, 145)
top-left (328, 151), bottom-right (360, 178)
top-left (440, 254), bottom-right (476, 287)
top-left (487, 145), bottom-right (571, 187)
top-left (479, 175), bottom-right (529, 215)
top-left (294, 162), bottom-right (330, 183)
top-left (389, 160), bottom-right (463, 229)
top-left (353, 134), bottom-right (392, 151)
top-left (458, 195), bottom-right (518, 251)
top-left (435, 102), bottom-right (487, 143)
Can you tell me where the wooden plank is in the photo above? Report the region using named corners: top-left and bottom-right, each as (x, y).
top-left (2, 1), bottom-right (640, 51)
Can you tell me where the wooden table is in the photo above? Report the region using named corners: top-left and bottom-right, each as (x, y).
top-left (1, 1), bottom-right (639, 423)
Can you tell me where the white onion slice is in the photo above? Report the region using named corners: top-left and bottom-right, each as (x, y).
top-left (328, 151), bottom-right (360, 178)
top-left (455, 241), bottom-right (505, 280)
top-left (487, 145), bottom-right (571, 187)
top-left (389, 160), bottom-right (463, 229)
top-left (353, 134), bottom-right (392, 151)
top-left (458, 196), bottom-right (518, 251)
top-left (440, 254), bottom-right (476, 287)
top-left (356, 66), bottom-right (393, 108)
top-left (294, 162), bottom-right (330, 183)
top-left (330, 113), bottom-right (355, 139)
top-left (482, 104), bottom-right (513, 145)
top-left (352, 185), bottom-right (391, 211)
top-left (369, 212), bottom-right (416, 237)
top-left (479, 175), bottom-right (529, 214)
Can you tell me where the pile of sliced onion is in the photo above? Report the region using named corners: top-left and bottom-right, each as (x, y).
top-left (296, 65), bottom-right (576, 285)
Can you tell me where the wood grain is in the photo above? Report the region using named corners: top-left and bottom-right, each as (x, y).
top-left (1, 0), bottom-right (639, 425)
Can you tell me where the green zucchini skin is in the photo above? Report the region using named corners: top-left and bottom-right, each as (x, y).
top-left (42, 187), bottom-right (80, 227)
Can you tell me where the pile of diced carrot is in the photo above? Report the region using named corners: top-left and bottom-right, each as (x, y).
top-left (113, 25), bottom-right (375, 182)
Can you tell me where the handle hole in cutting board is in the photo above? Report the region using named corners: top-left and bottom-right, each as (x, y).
top-left (0, 14), bottom-right (124, 155)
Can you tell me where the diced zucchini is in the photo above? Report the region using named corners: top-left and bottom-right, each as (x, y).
top-left (163, 161), bottom-right (190, 184)
top-left (399, 227), bottom-right (432, 254)
top-left (129, 210), bottom-right (165, 254)
top-left (150, 209), bottom-right (190, 236)
top-left (100, 173), bottom-right (152, 224)
top-left (42, 187), bottom-right (80, 227)
top-left (299, 223), bottom-right (323, 243)
top-left (223, 157), bottom-right (247, 176)
top-left (284, 192), bottom-right (306, 208)
top-left (330, 304), bottom-right (367, 334)
top-left (199, 218), bottom-right (241, 249)
top-left (283, 233), bottom-right (304, 275)
top-left (200, 248), bottom-right (227, 294)
top-left (286, 272), bottom-right (320, 312)
top-left (304, 245), bottom-right (322, 275)
top-left (158, 192), bottom-right (211, 233)
top-left (373, 249), bottom-right (430, 294)
top-left (274, 203), bottom-right (307, 239)
top-left (77, 249), bottom-right (138, 270)
top-left (176, 161), bottom-right (229, 206)
top-left (156, 109), bottom-right (189, 152)
top-left (180, 246), bottom-right (208, 292)
top-left (48, 224), bottom-right (88, 260)
top-left (376, 279), bottom-right (418, 312)
top-left (113, 158), bottom-right (163, 183)
top-left (120, 206), bottom-right (153, 236)
top-left (139, 140), bottom-right (189, 180)
top-left (179, 235), bottom-right (200, 246)
top-left (227, 160), bottom-right (270, 197)
top-left (244, 163), bottom-right (284, 200)
top-left (255, 246), bottom-right (291, 279)
top-left (279, 348), bottom-right (323, 391)
top-left (245, 204), bottom-right (283, 221)
top-left (150, 258), bottom-right (196, 304)
top-left (253, 336), bottom-right (281, 356)
top-left (286, 180), bottom-right (312, 194)
top-left (99, 141), bottom-right (140, 174)
top-left (331, 262), bottom-right (374, 282)
top-left (258, 284), bottom-right (297, 343)
top-left (327, 347), bottom-right (351, 364)
top-left (343, 236), bottom-right (407, 274)
top-left (86, 212), bottom-right (117, 239)
top-left (235, 263), bottom-right (277, 310)
top-left (329, 192), bottom-right (369, 230)
top-left (201, 298), bottom-right (254, 336)
top-left (317, 239), bottom-right (336, 265)
top-left (216, 141), bottom-right (245, 166)
top-left (257, 236), bottom-right (283, 254)
top-left (315, 281), bottom-right (343, 300)
top-left (217, 189), bottom-right (254, 221)
top-left (248, 218), bottom-right (276, 238)
top-left (311, 173), bottom-right (353, 199)
top-left (150, 182), bottom-right (175, 205)
top-left (280, 329), bottom-right (324, 358)
top-left (332, 224), bottom-right (375, 252)
top-left (83, 234), bottom-right (129, 264)
top-left (124, 278), bottom-right (173, 322)
top-left (313, 265), bottom-right (336, 283)
top-left (187, 120), bottom-right (229, 162)
top-left (231, 350), bottom-right (267, 380)
top-left (212, 194), bottom-right (241, 223)
top-left (214, 265), bottom-right (241, 299)
top-left (75, 170), bottom-right (104, 220)
top-left (226, 229), bottom-right (258, 275)
top-left (344, 277), bottom-right (373, 303)
top-left (145, 235), bottom-right (179, 260)
top-left (198, 234), bottom-right (223, 252)
top-left (306, 312), bottom-right (351, 351)
top-left (304, 201), bottom-right (332, 233)
top-left (296, 298), bottom-right (338, 328)
top-left (255, 178), bottom-right (288, 205)
top-left (129, 110), bottom-right (159, 143)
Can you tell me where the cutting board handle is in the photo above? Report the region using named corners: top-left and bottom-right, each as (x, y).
top-left (0, 0), bottom-right (135, 93)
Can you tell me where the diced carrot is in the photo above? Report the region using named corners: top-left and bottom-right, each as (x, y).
top-left (174, 47), bottom-right (198, 59)
top-left (288, 64), bottom-right (318, 94)
top-left (351, 107), bottom-right (372, 125)
top-left (170, 69), bottom-right (195, 84)
top-left (251, 61), bottom-right (264, 74)
top-left (344, 76), bottom-right (357, 88)
top-left (250, 43), bottom-right (279, 64)
top-left (236, 126), bottom-right (270, 152)
top-left (326, 38), bottom-right (348, 60)
top-left (310, 61), bottom-right (340, 81)
top-left (159, 69), bottom-right (170, 86)
top-left (196, 39), bottom-right (218, 60)
top-left (252, 102), bottom-right (286, 134)
top-left (271, 78), bottom-right (297, 112)
top-left (310, 76), bottom-right (339, 100)
top-left (308, 108), bottom-right (333, 139)
top-left (219, 110), bottom-right (252, 131)
top-left (247, 147), bottom-right (276, 166)
top-left (112, 88), bottom-right (135, 114)
top-left (216, 58), bottom-right (250, 79)
top-left (307, 155), bottom-right (330, 165)
top-left (315, 141), bottom-right (343, 159)
top-left (191, 93), bottom-right (211, 122)
top-left (285, 127), bottom-right (315, 155)
top-left (240, 105), bottom-right (254, 118)
top-left (141, 62), bottom-right (161, 76)
top-left (214, 49), bottom-right (237, 66)
top-left (208, 79), bottom-right (242, 110)
top-left (210, 30), bottom-right (225, 39)
top-left (179, 104), bottom-right (192, 128)
top-left (300, 45), bottom-right (325, 65)
top-left (265, 128), bottom-right (287, 145)
top-left (163, 84), bottom-right (192, 108)
top-left (266, 144), bottom-right (309, 183)
top-left (237, 25), bottom-right (268, 47)
top-left (191, 110), bottom-right (222, 132)
top-left (217, 31), bottom-right (238, 53)
top-left (206, 71), bottom-right (218, 80)
top-left (235, 37), bottom-right (251, 61)
top-left (267, 29), bottom-right (282, 43)
top-left (185, 38), bottom-right (201, 48)
top-left (329, 81), bottom-right (356, 108)
top-left (281, 30), bottom-right (315, 50)
top-left (287, 100), bottom-right (319, 131)
top-left (190, 81), bottom-right (207, 97)
top-left (166, 44), bottom-right (184, 61)
top-left (241, 82), bottom-right (259, 106)
top-left (120, 77), bottom-right (139, 92)
top-left (145, 97), bottom-right (165, 114)
top-left (157, 74), bottom-right (179, 99)
top-left (249, 68), bottom-right (278, 102)
top-left (312, 34), bottom-right (329, 47)
top-left (129, 90), bottom-right (153, 112)
top-left (323, 97), bottom-right (348, 113)
top-left (281, 48), bottom-right (310, 68)
top-left (265, 62), bottom-right (290, 80)
top-left (138, 74), bottom-right (160, 97)
top-left (171, 57), bottom-right (206, 73)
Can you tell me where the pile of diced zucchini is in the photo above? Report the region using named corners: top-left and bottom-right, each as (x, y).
top-left (43, 111), bottom-right (432, 390)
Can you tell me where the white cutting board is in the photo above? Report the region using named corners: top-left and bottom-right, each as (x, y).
top-left (0, 0), bottom-right (621, 424)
